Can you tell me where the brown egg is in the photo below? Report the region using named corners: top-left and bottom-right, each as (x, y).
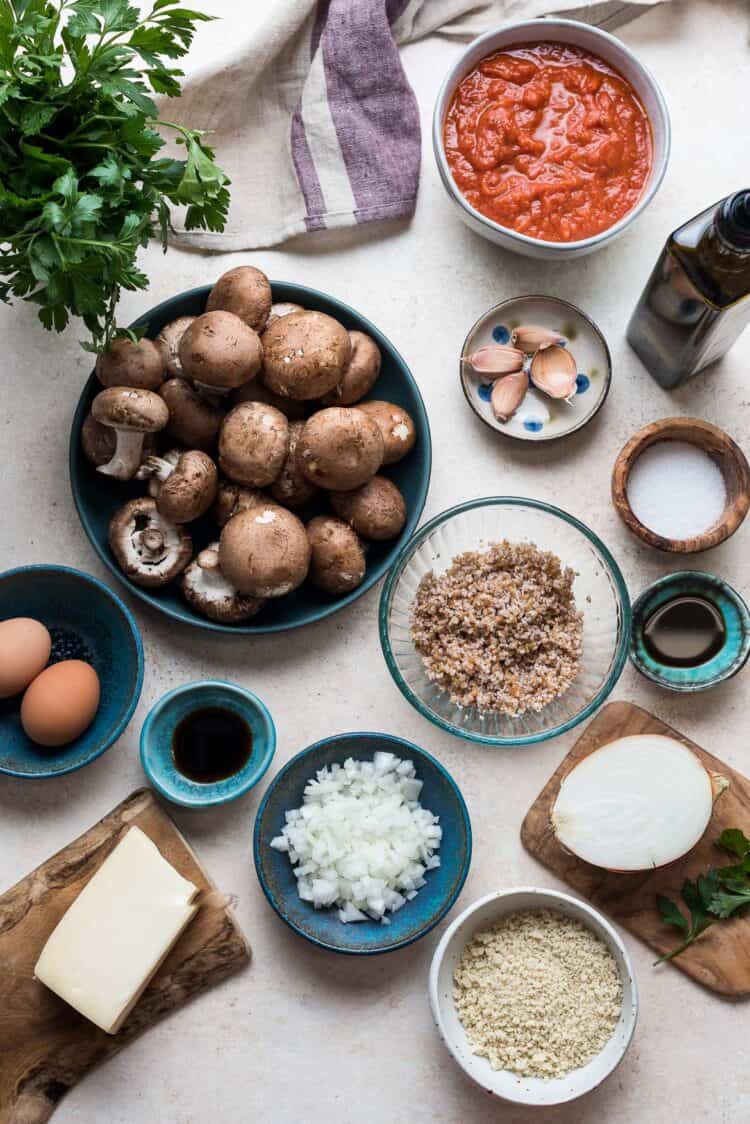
top-left (0, 617), bottom-right (51, 698)
top-left (21, 660), bottom-right (100, 747)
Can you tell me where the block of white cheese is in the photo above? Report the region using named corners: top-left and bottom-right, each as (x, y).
top-left (35, 826), bottom-right (199, 1034)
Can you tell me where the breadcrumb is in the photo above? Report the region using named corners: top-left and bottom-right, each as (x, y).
top-left (453, 910), bottom-right (622, 1078)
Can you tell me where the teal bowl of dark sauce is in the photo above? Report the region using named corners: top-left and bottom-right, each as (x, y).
top-left (140, 681), bottom-right (276, 807)
top-left (630, 572), bottom-right (750, 691)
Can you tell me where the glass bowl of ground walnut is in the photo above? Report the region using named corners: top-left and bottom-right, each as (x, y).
top-left (379, 497), bottom-right (630, 745)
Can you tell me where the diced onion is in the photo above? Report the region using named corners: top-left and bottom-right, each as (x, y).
top-left (270, 752), bottom-right (442, 923)
top-left (551, 734), bottom-right (728, 872)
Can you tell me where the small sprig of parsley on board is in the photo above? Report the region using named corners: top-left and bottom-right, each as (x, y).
top-left (656, 828), bottom-right (750, 963)
top-left (0, 0), bottom-right (230, 351)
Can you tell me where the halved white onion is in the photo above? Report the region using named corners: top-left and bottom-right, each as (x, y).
top-left (551, 734), bottom-right (728, 872)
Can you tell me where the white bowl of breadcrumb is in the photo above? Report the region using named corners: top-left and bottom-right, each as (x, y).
top-left (429, 888), bottom-right (637, 1106)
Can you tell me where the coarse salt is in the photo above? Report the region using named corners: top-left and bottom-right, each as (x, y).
top-left (626, 441), bottom-right (726, 540)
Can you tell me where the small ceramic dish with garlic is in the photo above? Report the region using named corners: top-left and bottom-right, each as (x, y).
top-left (460, 296), bottom-right (611, 443)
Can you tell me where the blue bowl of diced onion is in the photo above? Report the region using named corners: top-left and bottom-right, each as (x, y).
top-left (253, 732), bottom-right (472, 954)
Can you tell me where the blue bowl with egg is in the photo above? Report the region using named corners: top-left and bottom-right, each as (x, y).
top-left (630, 571), bottom-right (750, 692)
top-left (0, 565), bottom-right (144, 778)
top-left (140, 680), bottom-right (276, 808)
top-left (253, 731), bottom-right (472, 954)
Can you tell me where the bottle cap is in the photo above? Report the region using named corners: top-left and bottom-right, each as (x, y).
top-left (718, 190), bottom-right (750, 249)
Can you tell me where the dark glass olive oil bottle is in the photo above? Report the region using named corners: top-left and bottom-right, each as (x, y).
top-left (627, 189), bottom-right (750, 388)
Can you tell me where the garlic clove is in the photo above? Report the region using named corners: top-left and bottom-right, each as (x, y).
top-left (490, 369), bottom-right (529, 422)
top-left (511, 325), bottom-right (566, 354)
top-left (463, 344), bottom-right (525, 376)
top-left (530, 344), bottom-right (578, 400)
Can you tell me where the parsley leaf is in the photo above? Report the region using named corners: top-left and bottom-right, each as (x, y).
top-left (654, 877), bottom-right (716, 964)
top-left (657, 895), bottom-right (689, 936)
top-left (655, 830), bottom-right (750, 964)
top-left (709, 888), bottom-right (750, 919)
top-left (0, 0), bottom-right (227, 351)
top-left (719, 828), bottom-right (750, 860)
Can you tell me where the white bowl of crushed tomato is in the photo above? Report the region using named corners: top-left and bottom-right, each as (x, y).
top-left (433, 19), bottom-right (670, 259)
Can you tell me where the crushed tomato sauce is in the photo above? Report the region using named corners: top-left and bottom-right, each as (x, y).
top-left (444, 42), bottom-right (653, 243)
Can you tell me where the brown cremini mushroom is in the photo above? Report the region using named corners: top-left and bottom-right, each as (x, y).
top-left (298, 407), bottom-right (383, 490)
top-left (306, 515), bottom-right (366, 595)
top-left (321, 331), bottom-right (382, 406)
top-left (160, 378), bottom-right (224, 452)
top-left (262, 311), bottom-right (351, 400)
top-left (230, 378), bottom-right (308, 421)
top-left (155, 316), bottom-right (195, 378)
top-left (81, 411), bottom-right (117, 467)
top-left (219, 505), bottom-right (310, 598)
top-left (212, 480), bottom-right (268, 528)
top-left (95, 337), bottom-right (165, 391)
top-left (206, 266), bottom-right (273, 333)
top-left (91, 387), bottom-right (169, 480)
top-left (137, 448), bottom-right (218, 524)
top-left (181, 543), bottom-right (265, 624)
top-left (330, 475), bottom-right (407, 541)
top-left (270, 420), bottom-right (319, 509)
top-left (266, 301), bottom-right (304, 328)
top-left (219, 402), bottom-right (289, 487)
top-left (81, 411), bottom-right (157, 468)
top-left (355, 400), bottom-right (416, 465)
top-left (178, 310), bottom-right (263, 394)
top-left (108, 497), bottom-right (192, 587)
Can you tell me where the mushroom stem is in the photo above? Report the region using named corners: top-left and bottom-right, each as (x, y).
top-left (197, 547), bottom-right (221, 572)
top-left (140, 528), bottom-right (165, 554)
top-left (97, 430), bottom-right (146, 480)
top-left (194, 547), bottom-right (233, 594)
top-left (137, 455), bottom-right (175, 484)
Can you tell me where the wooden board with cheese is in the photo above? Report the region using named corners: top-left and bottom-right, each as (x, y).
top-left (0, 788), bottom-right (250, 1124)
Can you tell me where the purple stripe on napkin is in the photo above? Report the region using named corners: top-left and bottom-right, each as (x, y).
top-left (320, 0), bottom-right (421, 223)
top-left (290, 115), bottom-right (327, 233)
top-left (385, 0), bottom-right (412, 25)
top-left (290, 0), bottom-right (421, 232)
top-left (290, 1), bottom-right (331, 232)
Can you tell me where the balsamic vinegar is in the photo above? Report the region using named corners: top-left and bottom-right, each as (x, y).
top-left (642, 596), bottom-right (726, 668)
top-left (172, 707), bottom-right (252, 783)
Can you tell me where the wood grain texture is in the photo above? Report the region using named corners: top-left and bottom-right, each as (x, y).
top-left (611, 416), bottom-right (750, 553)
top-left (0, 789), bottom-right (250, 1124)
top-left (521, 701), bottom-right (750, 998)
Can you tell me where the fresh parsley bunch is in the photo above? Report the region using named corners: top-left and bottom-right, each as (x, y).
top-left (0, 0), bottom-right (230, 351)
top-left (656, 828), bottom-right (750, 963)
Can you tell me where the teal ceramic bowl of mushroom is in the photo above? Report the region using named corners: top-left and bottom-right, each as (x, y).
top-left (69, 273), bottom-right (432, 634)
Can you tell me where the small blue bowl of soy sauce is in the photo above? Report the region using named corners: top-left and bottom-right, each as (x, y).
top-left (140, 681), bottom-right (276, 807)
top-left (630, 572), bottom-right (750, 692)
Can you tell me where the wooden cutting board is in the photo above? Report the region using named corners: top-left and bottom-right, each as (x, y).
top-left (521, 701), bottom-right (750, 998)
top-left (0, 789), bottom-right (250, 1124)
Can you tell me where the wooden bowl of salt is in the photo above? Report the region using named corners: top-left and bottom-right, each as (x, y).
top-left (612, 417), bottom-right (750, 553)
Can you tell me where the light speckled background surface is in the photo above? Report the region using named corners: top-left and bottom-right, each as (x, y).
top-left (2, 2), bottom-right (750, 1121)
